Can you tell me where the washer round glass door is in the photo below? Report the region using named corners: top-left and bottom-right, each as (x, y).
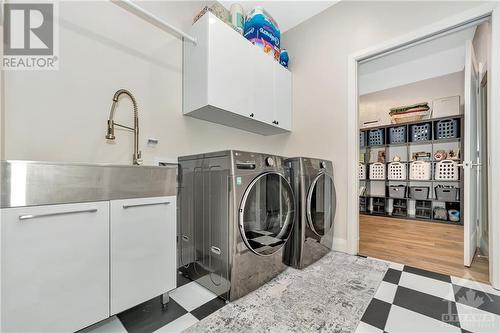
top-left (239, 172), bottom-right (295, 256)
top-left (306, 172), bottom-right (336, 237)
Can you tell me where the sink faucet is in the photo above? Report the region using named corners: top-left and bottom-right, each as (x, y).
top-left (105, 89), bottom-right (142, 165)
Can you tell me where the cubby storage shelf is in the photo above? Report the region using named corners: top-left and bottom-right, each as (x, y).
top-left (360, 210), bottom-right (463, 226)
top-left (359, 195), bottom-right (459, 203)
top-left (359, 115), bottom-right (463, 225)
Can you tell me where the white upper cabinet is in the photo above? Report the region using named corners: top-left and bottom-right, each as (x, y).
top-left (183, 12), bottom-right (292, 135)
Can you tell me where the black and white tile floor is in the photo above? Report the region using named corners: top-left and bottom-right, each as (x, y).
top-left (85, 259), bottom-right (500, 333)
top-left (357, 258), bottom-right (500, 333)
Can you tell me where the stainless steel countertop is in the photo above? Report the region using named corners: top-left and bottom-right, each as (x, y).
top-left (1, 160), bottom-right (177, 208)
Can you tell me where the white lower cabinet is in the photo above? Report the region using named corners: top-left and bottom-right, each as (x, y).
top-left (0, 202), bottom-right (110, 333)
top-left (110, 196), bottom-right (177, 315)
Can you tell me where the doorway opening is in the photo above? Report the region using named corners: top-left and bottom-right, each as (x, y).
top-left (356, 20), bottom-right (491, 284)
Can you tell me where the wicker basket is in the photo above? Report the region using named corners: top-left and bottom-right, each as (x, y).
top-left (388, 162), bottom-right (407, 180)
top-left (358, 163), bottom-right (366, 180)
top-left (409, 161), bottom-right (431, 180)
top-left (369, 163), bottom-right (386, 180)
top-left (435, 160), bottom-right (459, 181)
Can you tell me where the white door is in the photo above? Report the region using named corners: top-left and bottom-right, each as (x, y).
top-left (110, 196), bottom-right (177, 315)
top-left (463, 40), bottom-right (480, 267)
top-left (1, 202), bottom-right (110, 332)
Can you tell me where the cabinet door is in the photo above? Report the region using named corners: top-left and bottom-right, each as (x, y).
top-left (110, 196), bottom-right (176, 315)
top-left (252, 52), bottom-right (275, 124)
top-left (1, 202), bottom-right (109, 333)
top-left (273, 64), bottom-right (292, 130)
top-left (209, 15), bottom-right (253, 118)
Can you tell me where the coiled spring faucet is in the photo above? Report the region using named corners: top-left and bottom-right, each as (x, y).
top-left (105, 89), bottom-right (142, 165)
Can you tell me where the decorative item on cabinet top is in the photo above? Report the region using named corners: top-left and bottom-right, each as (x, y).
top-left (183, 12), bottom-right (292, 136)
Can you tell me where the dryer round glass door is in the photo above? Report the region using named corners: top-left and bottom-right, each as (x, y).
top-left (239, 172), bottom-right (295, 256)
top-left (306, 173), bottom-right (336, 237)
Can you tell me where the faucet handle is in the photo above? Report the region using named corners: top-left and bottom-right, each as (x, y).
top-left (134, 151), bottom-right (143, 165)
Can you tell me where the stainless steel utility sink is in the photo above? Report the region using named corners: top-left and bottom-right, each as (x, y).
top-left (1, 160), bottom-right (177, 208)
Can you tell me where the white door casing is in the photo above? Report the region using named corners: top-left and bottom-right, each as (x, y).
top-left (463, 40), bottom-right (480, 267)
top-left (346, 3), bottom-right (500, 287)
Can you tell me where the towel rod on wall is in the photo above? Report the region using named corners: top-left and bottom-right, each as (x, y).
top-left (111, 0), bottom-right (197, 45)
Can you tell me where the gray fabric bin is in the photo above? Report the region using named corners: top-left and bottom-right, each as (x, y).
top-left (388, 185), bottom-right (406, 198)
top-left (360, 131), bottom-right (366, 148)
top-left (435, 119), bottom-right (459, 139)
top-left (435, 187), bottom-right (458, 202)
top-left (409, 186), bottom-right (429, 200)
top-left (410, 123), bottom-right (432, 142)
top-left (368, 129), bottom-right (385, 146)
top-left (389, 126), bottom-right (407, 144)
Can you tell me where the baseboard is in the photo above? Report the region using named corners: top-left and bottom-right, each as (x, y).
top-left (333, 237), bottom-right (347, 253)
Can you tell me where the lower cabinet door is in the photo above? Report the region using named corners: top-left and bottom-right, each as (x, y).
top-left (110, 196), bottom-right (177, 315)
top-left (0, 202), bottom-right (110, 333)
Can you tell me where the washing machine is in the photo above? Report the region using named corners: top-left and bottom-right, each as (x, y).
top-left (178, 150), bottom-right (295, 301)
top-left (283, 157), bottom-right (336, 269)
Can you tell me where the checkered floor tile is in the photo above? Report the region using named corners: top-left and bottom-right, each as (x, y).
top-left (356, 258), bottom-right (500, 333)
top-left (82, 273), bottom-right (227, 333)
top-left (83, 258), bottom-right (500, 333)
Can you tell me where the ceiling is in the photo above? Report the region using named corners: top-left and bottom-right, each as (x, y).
top-left (220, 1), bottom-right (338, 32)
top-left (358, 27), bottom-right (477, 95)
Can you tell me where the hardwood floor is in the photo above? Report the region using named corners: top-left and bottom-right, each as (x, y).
top-left (359, 214), bottom-right (490, 284)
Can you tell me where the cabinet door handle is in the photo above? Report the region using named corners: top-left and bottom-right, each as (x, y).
top-left (19, 208), bottom-right (98, 221)
top-left (122, 201), bottom-right (170, 209)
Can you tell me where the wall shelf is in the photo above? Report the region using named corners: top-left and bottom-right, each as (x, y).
top-left (359, 116), bottom-right (464, 225)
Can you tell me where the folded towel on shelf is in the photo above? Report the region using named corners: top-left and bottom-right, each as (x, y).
top-left (389, 102), bottom-right (430, 116)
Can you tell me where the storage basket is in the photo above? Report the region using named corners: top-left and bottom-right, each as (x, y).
top-left (410, 123), bottom-right (432, 142)
top-left (371, 198), bottom-right (386, 214)
top-left (358, 163), bottom-right (366, 180)
top-left (409, 161), bottom-right (431, 180)
top-left (392, 207), bottom-right (407, 217)
top-left (388, 162), bottom-right (407, 180)
top-left (360, 131), bottom-right (366, 148)
top-left (369, 163), bottom-right (386, 180)
top-left (393, 199), bottom-right (407, 208)
top-left (435, 160), bottom-right (459, 180)
top-left (435, 119), bottom-right (459, 139)
top-left (415, 208), bottom-right (432, 219)
top-left (435, 186), bottom-right (459, 202)
top-left (368, 129), bottom-right (385, 146)
top-left (388, 126), bottom-right (407, 144)
top-left (388, 185), bottom-right (406, 198)
top-left (359, 197), bottom-right (367, 212)
top-left (415, 200), bottom-right (432, 209)
top-left (409, 186), bottom-right (429, 200)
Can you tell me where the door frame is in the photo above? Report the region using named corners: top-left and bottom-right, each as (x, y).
top-left (346, 3), bottom-right (500, 288)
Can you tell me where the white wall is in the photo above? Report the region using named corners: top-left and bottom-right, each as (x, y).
top-left (1, 0), bottom-right (292, 165)
top-left (1, 1), bottom-right (487, 251)
top-left (359, 71), bottom-right (464, 127)
top-left (281, 0), bottom-right (484, 250)
top-left (358, 27), bottom-right (474, 95)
